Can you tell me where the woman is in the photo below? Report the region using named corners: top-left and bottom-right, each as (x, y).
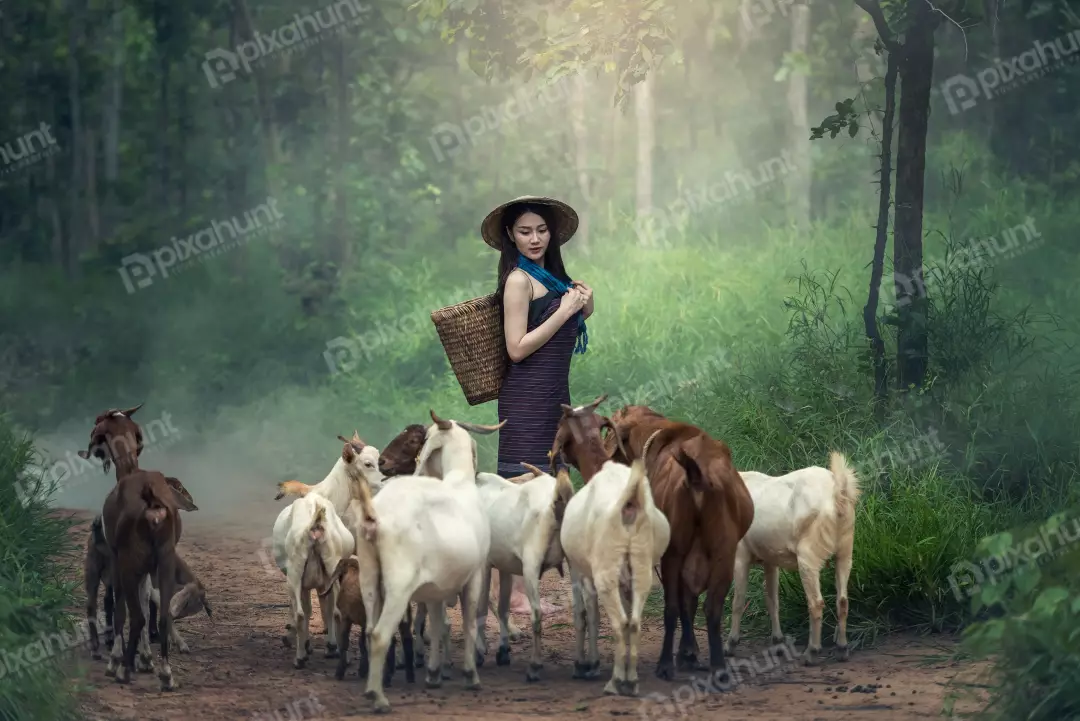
top-left (482, 195), bottom-right (593, 615)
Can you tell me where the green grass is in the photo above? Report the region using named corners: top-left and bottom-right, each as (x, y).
top-left (0, 415), bottom-right (83, 721)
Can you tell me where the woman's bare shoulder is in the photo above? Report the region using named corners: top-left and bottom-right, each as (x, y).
top-left (504, 269), bottom-right (532, 297)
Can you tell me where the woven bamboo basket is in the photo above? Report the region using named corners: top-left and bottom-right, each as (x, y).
top-left (430, 292), bottom-right (508, 406)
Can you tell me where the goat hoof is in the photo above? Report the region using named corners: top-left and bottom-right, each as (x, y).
top-left (603, 679), bottom-right (620, 695)
top-left (770, 635), bottom-right (786, 645)
top-left (495, 645), bottom-right (511, 666)
top-left (325, 643), bottom-right (339, 659)
top-left (655, 661), bottom-right (676, 681)
top-left (425, 674), bottom-right (442, 689)
top-left (305, 639), bottom-right (313, 655)
top-left (115, 667), bottom-right (131, 684)
top-left (158, 673), bottom-right (176, 691)
top-left (294, 656), bottom-right (308, 669)
top-left (373, 697), bottom-right (391, 714)
top-left (573, 660), bottom-right (600, 680)
top-left (619, 679), bottom-right (639, 696)
top-left (802, 648), bottom-right (820, 666)
top-left (835, 644), bottom-right (849, 661)
top-left (677, 654), bottom-right (708, 672)
top-left (525, 663), bottom-right (543, 683)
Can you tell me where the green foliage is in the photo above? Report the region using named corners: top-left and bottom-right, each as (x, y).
top-left (957, 512), bottom-right (1080, 721)
top-left (0, 417), bottom-right (82, 721)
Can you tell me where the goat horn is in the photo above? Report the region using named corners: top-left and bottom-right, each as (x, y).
top-left (352, 430), bottom-right (366, 446)
top-left (520, 462), bottom-right (544, 477)
top-left (121, 403), bottom-right (144, 417)
top-left (585, 394), bottom-right (608, 412)
top-left (456, 419), bottom-right (506, 435)
top-left (429, 409), bottom-right (453, 431)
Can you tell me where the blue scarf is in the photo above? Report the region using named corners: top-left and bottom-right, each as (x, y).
top-left (517, 253), bottom-right (588, 354)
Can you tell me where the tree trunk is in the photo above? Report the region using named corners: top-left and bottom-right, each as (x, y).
top-left (153, 0), bottom-right (170, 216)
top-left (233, 0), bottom-right (281, 195)
top-left (102, 4), bottom-right (124, 242)
top-left (893, 0), bottom-right (940, 390)
top-left (66, 0), bottom-right (84, 278)
top-left (86, 127), bottom-right (99, 246)
top-left (634, 73), bottom-right (655, 231)
top-left (334, 36), bottom-right (349, 273)
top-left (786, 1), bottom-right (812, 231)
top-left (864, 50), bottom-right (898, 413)
top-left (571, 71), bottom-right (590, 251)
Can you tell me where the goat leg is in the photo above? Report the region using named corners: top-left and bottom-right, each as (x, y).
top-left (156, 551), bottom-right (178, 691)
top-left (135, 574), bottom-right (155, 672)
top-left (494, 569), bottom-right (513, 667)
top-left (106, 556), bottom-right (126, 679)
top-left (677, 585), bottom-right (708, 671)
top-left (655, 554), bottom-right (681, 681)
top-left (147, 571), bottom-right (159, 643)
top-left (84, 545), bottom-right (104, 660)
top-left (103, 580), bottom-right (115, 648)
top-left (120, 572), bottom-right (144, 684)
top-left (335, 618), bottom-right (352, 680)
top-left (399, 606), bottom-right (415, 684)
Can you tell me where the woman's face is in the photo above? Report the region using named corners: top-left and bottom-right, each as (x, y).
top-left (508, 211), bottom-right (550, 262)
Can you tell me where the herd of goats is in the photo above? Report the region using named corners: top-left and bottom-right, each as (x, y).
top-left (71, 393), bottom-right (861, 713)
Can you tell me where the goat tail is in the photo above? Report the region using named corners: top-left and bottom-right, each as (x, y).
top-left (829, 451), bottom-right (861, 540)
top-left (617, 458), bottom-right (649, 528)
top-left (552, 467), bottom-right (575, 525)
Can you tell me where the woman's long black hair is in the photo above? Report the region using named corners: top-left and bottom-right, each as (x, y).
top-left (494, 202), bottom-right (571, 305)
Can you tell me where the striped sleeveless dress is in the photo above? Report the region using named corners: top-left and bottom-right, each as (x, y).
top-left (496, 288), bottom-right (578, 477)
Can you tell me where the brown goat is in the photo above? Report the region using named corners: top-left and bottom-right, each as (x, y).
top-left (607, 404), bottom-right (754, 683)
top-left (100, 469), bottom-right (182, 689)
top-left (78, 404), bottom-right (198, 647)
top-left (377, 423), bottom-right (427, 477)
top-left (85, 522), bottom-right (213, 659)
top-left (548, 394), bottom-right (627, 481)
top-left (322, 556), bottom-right (414, 686)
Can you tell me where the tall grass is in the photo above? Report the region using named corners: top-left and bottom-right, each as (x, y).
top-left (0, 415), bottom-right (82, 721)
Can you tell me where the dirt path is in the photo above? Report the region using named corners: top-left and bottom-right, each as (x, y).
top-left (62, 504), bottom-right (988, 720)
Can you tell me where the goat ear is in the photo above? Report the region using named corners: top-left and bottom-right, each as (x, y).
top-left (77, 449), bottom-right (90, 459)
top-left (342, 442), bottom-right (356, 463)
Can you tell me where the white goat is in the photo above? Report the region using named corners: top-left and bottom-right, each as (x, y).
top-left (472, 462), bottom-right (574, 681)
top-left (272, 491), bottom-right (355, 668)
top-left (271, 435), bottom-right (375, 662)
top-left (560, 458), bottom-right (670, 697)
top-left (725, 451), bottom-right (861, 664)
top-left (344, 410), bottom-right (500, 713)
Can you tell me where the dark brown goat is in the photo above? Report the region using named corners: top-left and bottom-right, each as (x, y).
top-left (78, 404), bottom-right (199, 647)
top-left (607, 404), bottom-right (754, 683)
top-left (100, 469), bottom-right (182, 689)
top-left (377, 423), bottom-right (427, 476)
top-left (85, 522), bottom-right (213, 659)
